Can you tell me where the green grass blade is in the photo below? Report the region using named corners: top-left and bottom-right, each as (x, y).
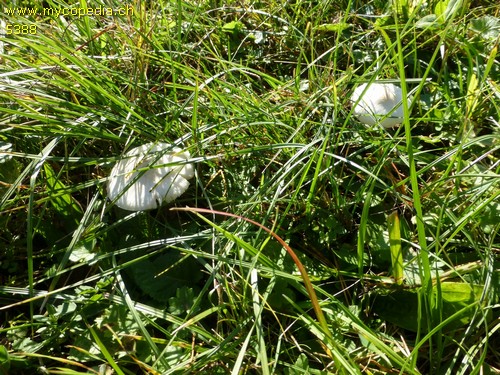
top-left (388, 211), bottom-right (404, 285)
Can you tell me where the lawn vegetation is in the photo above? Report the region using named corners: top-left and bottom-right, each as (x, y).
top-left (1, 0), bottom-right (499, 374)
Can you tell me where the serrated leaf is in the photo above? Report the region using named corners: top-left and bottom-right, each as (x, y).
top-left (470, 15), bottom-right (500, 41)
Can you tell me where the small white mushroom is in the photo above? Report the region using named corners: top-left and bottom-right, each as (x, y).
top-left (107, 143), bottom-right (194, 211)
top-left (351, 83), bottom-right (411, 128)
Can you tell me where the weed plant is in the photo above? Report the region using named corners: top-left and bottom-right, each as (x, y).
top-left (0, 0), bottom-right (499, 374)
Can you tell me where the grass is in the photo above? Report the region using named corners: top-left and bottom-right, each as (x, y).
top-left (1, 0), bottom-right (499, 374)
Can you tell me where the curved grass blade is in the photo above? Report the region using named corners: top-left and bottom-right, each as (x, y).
top-left (171, 206), bottom-right (337, 361)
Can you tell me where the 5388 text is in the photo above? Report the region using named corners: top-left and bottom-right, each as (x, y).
top-left (5, 24), bottom-right (37, 34)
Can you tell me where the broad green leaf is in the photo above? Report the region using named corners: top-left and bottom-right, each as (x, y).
top-left (445, 0), bottom-right (464, 21)
top-left (0, 345), bottom-right (10, 373)
top-left (69, 237), bottom-right (98, 264)
top-left (435, 0), bottom-right (463, 21)
top-left (168, 286), bottom-right (196, 316)
top-left (285, 353), bottom-right (310, 374)
top-left (130, 253), bottom-right (202, 303)
top-left (372, 282), bottom-right (484, 332)
top-left (222, 21), bottom-right (244, 35)
top-left (434, 0), bottom-right (448, 18)
top-left (470, 15), bottom-right (500, 41)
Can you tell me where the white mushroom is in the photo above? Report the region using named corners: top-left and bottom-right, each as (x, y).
top-left (351, 83), bottom-right (411, 128)
top-left (107, 143), bottom-right (194, 211)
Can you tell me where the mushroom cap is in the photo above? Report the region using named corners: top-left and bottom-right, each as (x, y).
top-left (107, 143), bottom-right (194, 211)
top-left (351, 83), bottom-right (411, 128)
